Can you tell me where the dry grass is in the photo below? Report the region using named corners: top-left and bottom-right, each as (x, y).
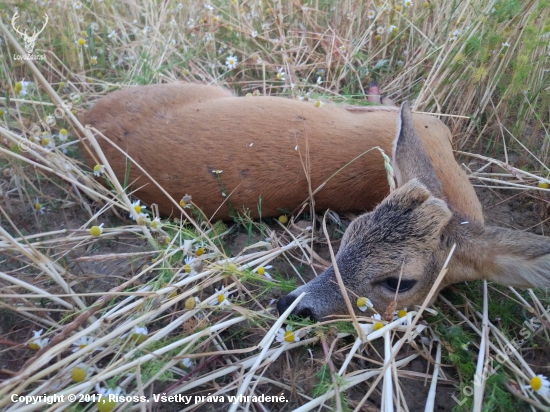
top-left (0, 0), bottom-right (549, 411)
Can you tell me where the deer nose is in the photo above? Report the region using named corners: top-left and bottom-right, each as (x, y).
top-left (277, 295), bottom-right (316, 320)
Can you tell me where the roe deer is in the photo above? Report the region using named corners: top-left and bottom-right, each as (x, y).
top-left (277, 102), bottom-right (550, 320)
top-left (80, 82), bottom-right (481, 223)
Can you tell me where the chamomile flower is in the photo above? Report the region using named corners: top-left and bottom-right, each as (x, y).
top-left (76, 37), bottom-right (88, 48)
top-left (107, 30), bottom-right (117, 40)
top-left (34, 198), bottom-right (45, 215)
top-left (58, 128), bottom-right (69, 142)
top-left (449, 29), bottom-right (460, 42)
top-left (276, 67), bottom-right (286, 81)
top-left (460, 341), bottom-right (470, 351)
top-left (179, 194), bottom-right (192, 208)
top-left (28, 329), bottom-right (49, 350)
top-left (316, 76), bottom-right (322, 85)
top-left (376, 26), bottom-right (385, 35)
top-left (255, 265), bottom-right (273, 279)
top-left (95, 384), bottom-right (123, 412)
top-left (93, 164), bottom-right (105, 176)
top-left (90, 223), bottom-right (104, 237)
top-left (91, 55), bottom-right (98, 65)
top-left (14, 80), bottom-right (33, 97)
top-left (251, 30), bottom-right (258, 38)
top-left (225, 55), bottom-right (237, 69)
top-left (73, 1), bottom-right (82, 9)
top-left (212, 169), bottom-right (223, 174)
top-left (129, 326), bottom-right (148, 343)
top-left (194, 241), bottom-right (206, 256)
top-left (180, 357), bottom-right (195, 371)
top-left (356, 297), bottom-right (374, 312)
top-left (185, 296), bottom-right (200, 310)
top-left (130, 200), bottom-right (146, 220)
top-left (367, 10), bottom-right (375, 19)
top-left (72, 336), bottom-right (96, 352)
top-left (388, 25), bottom-right (398, 34)
top-left (372, 313), bottom-right (385, 331)
top-left (314, 100), bottom-right (324, 108)
top-left (403, 0), bottom-right (413, 6)
top-left (261, 22), bottom-right (270, 30)
top-left (527, 374), bottom-right (550, 397)
top-left (211, 286), bottom-right (231, 306)
top-left (394, 307), bottom-right (408, 322)
top-left (276, 325), bottom-right (300, 343)
top-left (183, 256), bottom-right (196, 274)
top-left (149, 217), bottom-right (162, 230)
top-left (71, 363), bottom-right (94, 383)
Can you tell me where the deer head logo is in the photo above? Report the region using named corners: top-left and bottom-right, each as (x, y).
top-left (11, 12), bottom-right (49, 55)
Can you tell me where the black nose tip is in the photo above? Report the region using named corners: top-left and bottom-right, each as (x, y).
top-left (277, 295), bottom-right (296, 315)
top-left (277, 295), bottom-right (316, 320)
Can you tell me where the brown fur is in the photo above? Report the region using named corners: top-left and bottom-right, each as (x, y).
top-left (278, 102), bottom-right (550, 320)
top-left (79, 82), bottom-right (482, 222)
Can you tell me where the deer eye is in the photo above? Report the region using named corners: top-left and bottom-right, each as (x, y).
top-left (383, 277), bottom-right (417, 292)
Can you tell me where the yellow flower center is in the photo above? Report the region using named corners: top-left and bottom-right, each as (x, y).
top-left (79, 344), bottom-right (87, 349)
top-left (14, 82), bottom-right (22, 95)
top-left (357, 297), bottom-right (368, 307)
top-left (93, 164), bottom-right (102, 173)
top-left (218, 293), bottom-right (225, 303)
top-left (28, 342), bottom-right (40, 350)
top-left (0, 109), bottom-right (4, 115)
top-left (374, 322), bottom-right (384, 331)
top-left (179, 199), bottom-right (187, 207)
top-left (531, 376), bottom-right (542, 391)
top-left (539, 182), bottom-right (549, 189)
top-left (276, 73), bottom-right (283, 80)
top-left (184, 264), bottom-right (192, 273)
top-left (59, 128), bottom-right (67, 136)
top-left (257, 267), bottom-right (265, 275)
top-left (134, 204), bottom-right (142, 214)
top-left (423, 1), bottom-right (429, 7)
top-left (97, 399), bottom-right (117, 412)
top-left (34, 203), bottom-right (41, 210)
top-left (395, 5), bottom-right (402, 11)
top-left (41, 138), bottom-right (50, 146)
top-left (314, 100), bottom-right (322, 107)
top-left (397, 309), bottom-right (407, 318)
top-left (185, 296), bottom-right (196, 310)
top-left (278, 215), bottom-right (288, 224)
top-left (375, 34), bottom-right (381, 41)
top-left (284, 331), bottom-right (295, 342)
top-left (77, 38), bottom-right (86, 46)
top-left (90, 226), bottom-right (101, 236)
top-left (196, 247), bottom-right (205, 256)
top-left (71, 366), bottom-right (87, 383)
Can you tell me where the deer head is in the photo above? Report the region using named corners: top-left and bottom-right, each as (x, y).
top-left (12, 12), bottom-right (49, 55)
top-left (277, 101), bottom-right (550, 320)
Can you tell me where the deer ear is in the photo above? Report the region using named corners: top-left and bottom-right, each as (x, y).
top-left (456, 226), bottom-right (550, 289)
top-left (391, 102), bottom-right (444, 198)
